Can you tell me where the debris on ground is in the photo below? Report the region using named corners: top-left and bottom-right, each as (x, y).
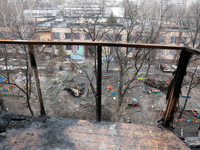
top-left (152, 89), bottom-right (161, 93)
top-left (160, 64), bottom-right (175, 73)
top-left (144, 78), bottom-right (169, 92)
top-left (126, 97), bottom-right (140, 106)
top-left (64, 83), bottom-right (85, 97)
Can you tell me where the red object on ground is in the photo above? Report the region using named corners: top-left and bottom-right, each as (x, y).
top-left (133, 103), bottom-right (140, 106)
top-left (179, 119), bottom-right (186, 122)
top-left (10, 85), bottom-right (15, 88)
top-left (191, 109), bottom-right (197, 116)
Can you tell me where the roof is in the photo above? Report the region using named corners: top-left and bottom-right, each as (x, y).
top-left (0, 112), bottom-right (189, 149)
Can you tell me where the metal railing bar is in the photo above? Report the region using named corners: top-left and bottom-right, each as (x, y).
top-left (0, 40), bottom-right (199, 54)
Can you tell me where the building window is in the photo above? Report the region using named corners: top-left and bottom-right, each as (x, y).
top-left (73, 33), bottom-right (80, 40)
top-left (65, 33), bottom-right (71, 40)
top-left (156, 49), bottom-right (163, 55)
top-left (128, 47), bottom-right (133, 53)
top-left (105, 33), bottom-right (113, 41)
top-left (85, 34), bottom-right (91, 40)
top-left (127, 35), bottom-right (134, 42)
top-left (66, 45), bottom-right (72, 50)
top-left (158, 36), bottom-right (166, 43)
top-left (116, 34), bottom-right (122, 41)
top-left (171, 37), bottom-right (178, 44)
top-left (74, 45), bottom-right (79, 52)
top-left (26, 32), bottom-right (32, 39)
top-left (0, 32), bottom-right (3, 38)
top-left (168, 50), bottom-right (177, 55)
top-left (53, 33), bottom-right (59, 39)
top-left (180, 37), bottom-right (187, 44)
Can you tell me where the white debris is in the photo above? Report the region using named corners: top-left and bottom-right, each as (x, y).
top-left (0, 58), bottom-right (5, 61)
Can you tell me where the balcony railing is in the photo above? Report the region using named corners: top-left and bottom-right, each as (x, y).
top-left (0, 40), bottom-right (200, 126)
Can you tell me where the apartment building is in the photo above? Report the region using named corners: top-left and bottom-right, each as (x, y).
top-left (35, 16), bottom-right (199, 60)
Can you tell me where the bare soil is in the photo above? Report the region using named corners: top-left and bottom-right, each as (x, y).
top-left (0, 53), bottom-right (200, 139)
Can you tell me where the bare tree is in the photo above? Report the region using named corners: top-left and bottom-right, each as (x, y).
top-left (111, 0), bottom-right (173, 121)
top-left (179, 63), bottom-right (199, 119)
top-left (0, 1), bottom-right (38, 116)
top-left (172, 2), bottom-right (200, 118)
top-left (143, 0), bottom-right (173, 77)
top-left (69, 1), bottom-right (113, 107)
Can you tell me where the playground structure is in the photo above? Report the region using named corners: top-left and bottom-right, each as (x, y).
top-left (0, 76), bottom-right (16, 92)
top-left (107, 85), bottom-right (116, 95)
top-left (103, 72), bottom-right (117, 79)
top-left (126, 97), bottom-right (140, 106)
top-left (0, 74), bottom-right (67, 100)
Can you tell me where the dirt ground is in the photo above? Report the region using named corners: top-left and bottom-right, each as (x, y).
top-left (0, 53), bottom-right (200, 139)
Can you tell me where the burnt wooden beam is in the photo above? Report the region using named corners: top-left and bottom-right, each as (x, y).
top-left (96, 46), bottom-right (102, 122)
top-left (28, 45), bottom-right (46, 116)
top-left (163, 51), bottom-right (192, 126)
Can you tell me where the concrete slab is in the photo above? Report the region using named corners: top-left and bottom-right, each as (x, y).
top-left (0, 112), bottom-right (189, 150)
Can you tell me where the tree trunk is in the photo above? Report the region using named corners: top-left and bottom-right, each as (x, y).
top-left (106, 61), bottom-right (110, 72)
top-left (26, 52), bottom-right (33, 116)
top-left (118, 71), bottom-right (124, 107)
top-left (146, 63), bottom-right (151, 77)
top-left (179, 63), bottom-right (198, 119)
top-left (145, 54), bottom-right (152, 77)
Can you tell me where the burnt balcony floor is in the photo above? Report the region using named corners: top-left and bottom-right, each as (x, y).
top-left (0, 111), bottom-right (189, 150)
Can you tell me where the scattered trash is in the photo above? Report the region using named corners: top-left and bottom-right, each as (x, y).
top-left (80, 101), bottom-right (87, 106)
top-left (158, 110), bottom-right (163, 114)
top-left (152, 89), bottom-right (161, 93)
top-left (187, 120), bottom-right (191, 123)
top-left (127, 120), bottom-right (131, 123)
top-left (179, 119), bottom-right (186, 122)
top-left (191, 109), bottom-right (197, 116)
top-left (181, 95), bottom-right (191, 98)
top-left (181, 128), bottom-right (183, 137)
top-left (144, 78), bottom-right (168, 92)
top-left (137, 77), bottom-right (145, 80)
top-left (198, 113), bottom-right (200, 118)
top-left (64, 83), bottom-right (85, 97)
top-left (160, 64), bottom-right (175, 73)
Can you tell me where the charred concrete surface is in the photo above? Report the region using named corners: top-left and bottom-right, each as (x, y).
top-left (0, 111), bottom-right (189, 150)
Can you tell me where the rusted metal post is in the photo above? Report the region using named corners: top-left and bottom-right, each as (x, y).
top-left (163, 50), bottom-right (192, 126)
top-left (28, 45), bottom-right (46, 116)
top-left (96, 46), bottom-right (102, 122)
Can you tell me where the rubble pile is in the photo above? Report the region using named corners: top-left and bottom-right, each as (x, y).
top-left (64, 83), bottom-right (85, 97)
top-left (144, 78), bottom-right (169, 92)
